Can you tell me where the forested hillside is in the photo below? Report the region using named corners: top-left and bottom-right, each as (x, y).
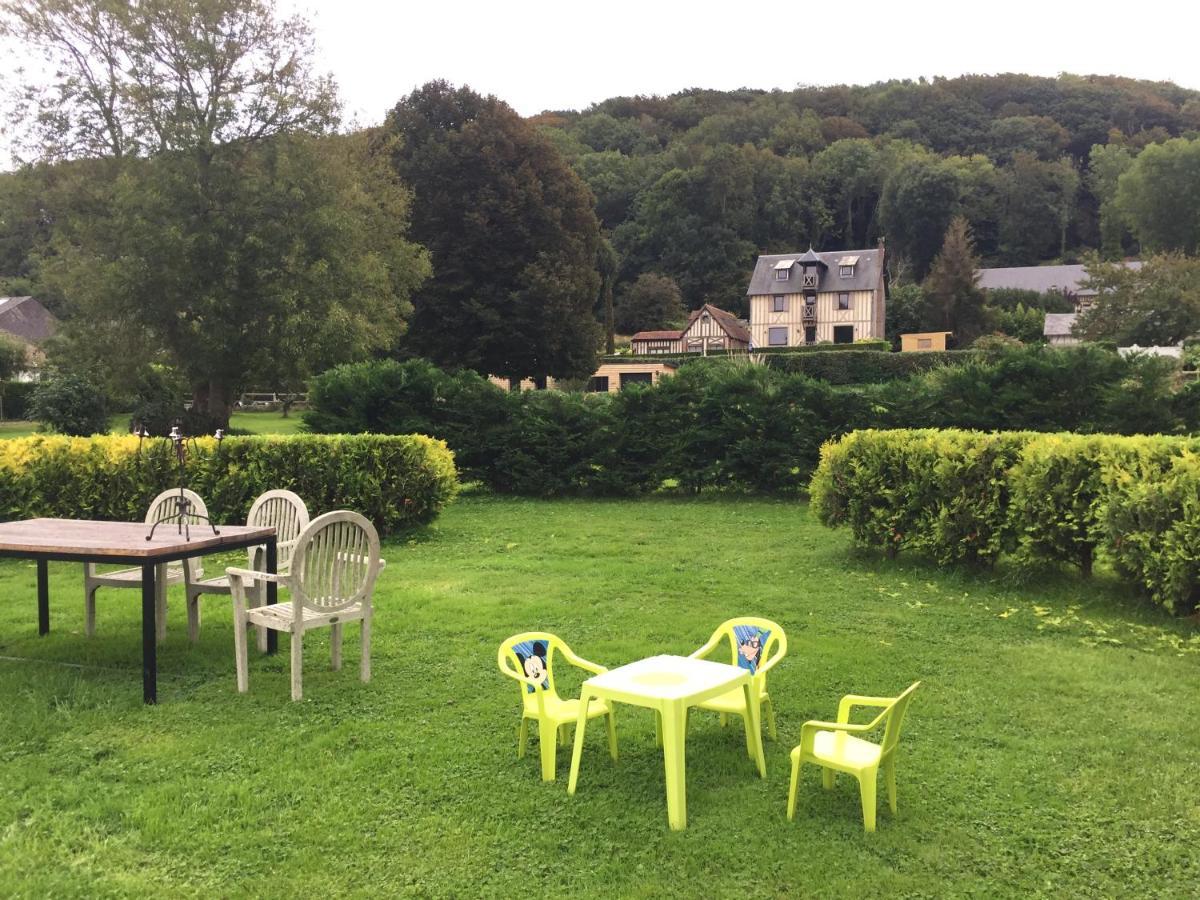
top-left (533, 74), bottom-right (1200, 312)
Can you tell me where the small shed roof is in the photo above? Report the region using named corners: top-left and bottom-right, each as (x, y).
top-left (631, 330), bottom-right (683, 341)
top-left (1043, 313), bottom-right (1078, 337)
top-left (0, 296), bottom-right (58, 344)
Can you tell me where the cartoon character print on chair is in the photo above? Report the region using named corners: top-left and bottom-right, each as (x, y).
top-left (734, 624), bottom-right (770, 675)
top-left (513, 639), bottom-right (551, 693)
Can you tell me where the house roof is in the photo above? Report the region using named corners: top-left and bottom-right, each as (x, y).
top-left (977, 262), bottom-right (1143, 298)
top-left (685, 304), bottom-right (752, 344)
top-left (0, 296), bottom-right (58, 344)
top-left (1043, 313), bottom-right (1078, 337)
top-left (630, 330), bottom-right (684, 341)
top-left (747, 248), bottom-right (883, 295)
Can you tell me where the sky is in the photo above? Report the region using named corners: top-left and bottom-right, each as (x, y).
top-left (278, 0), bottom-right (1200, 126)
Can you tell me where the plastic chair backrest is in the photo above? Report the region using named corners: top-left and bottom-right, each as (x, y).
top-left (247, 489), bottom-right (310, 570)
top-left (144, 488), bottom-right (209, 526)
top-left (498, 631), bottom-right (564, 700)
top-left (880, 682), bottom-right (921, 757)
top-left (289, 510), bottom-right (381, 613)
top-left (713, 617), bottom-right (787, 687)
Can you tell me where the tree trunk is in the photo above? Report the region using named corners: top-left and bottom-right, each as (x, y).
top-left (192, 379), bottom-right (235, 431)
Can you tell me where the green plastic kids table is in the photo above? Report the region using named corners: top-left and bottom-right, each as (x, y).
top-left (567, 653), bottom-right (767, 830)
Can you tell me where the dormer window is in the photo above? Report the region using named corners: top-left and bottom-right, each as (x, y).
top-left (840, 266), bottom-right (853, 277)
top-left (838, 255), bottom-right (859, 278)
top-left (775, 269), bottom-right (789, 281)
top-left (773, 259), bottom-right (795, 281)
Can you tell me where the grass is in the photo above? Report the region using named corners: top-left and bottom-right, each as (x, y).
top-left (1, 495), bottom-right (1198, 896)
top-left (0, 409), bottom-right (304, 439)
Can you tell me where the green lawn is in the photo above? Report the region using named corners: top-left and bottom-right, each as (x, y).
top-left (1, 496), bottom-right (1198, 896)
top-left (0, 409), bottom-right (304, 439)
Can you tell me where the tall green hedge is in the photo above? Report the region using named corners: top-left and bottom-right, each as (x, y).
top-left (0, 434), bottom-right (459, 537)
top-left (810, 429), bottom-right (1200, 614)
top-left (763, 349), bottom-right (977, 384)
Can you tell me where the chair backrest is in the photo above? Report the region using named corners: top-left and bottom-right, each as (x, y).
top-left (289, 510), bottom-right (382, 613)
top-left (880, 682), bottom-right (921, 757)
top-left (247, 490), bottom-right (310, 570)
top-left (709, 617), bottom-right (787, 686)
top-left (498, 631), bottom-right (565, 700)
top-left (144, 488), bottom-right (209, 526)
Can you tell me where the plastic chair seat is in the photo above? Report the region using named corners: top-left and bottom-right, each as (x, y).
top-left (696, 685), bottom-right (765, 716)
top-left (525, 693), bottom-right (610, 725)
top-left (804, 730), bottom-right (883, 772)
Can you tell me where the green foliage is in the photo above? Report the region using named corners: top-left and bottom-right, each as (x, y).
top-left (1077, 254), bottom-right (1200, 346)
top-left (1087, 143), bottom-right (1135, 258)
top-left (764, 349), bottom-right (975, 384)
top-left (878, 157), bottom-right (961, 279)
top-left (0, 380), bottom-right (35, 420)
top-left (811, 429), bottom-right (1200, 612)
top-left (1115, 136), bottom-right (1200, 254)
top-left (29, 372), bottom-right (108, 436)
top-left (923, 216), bottom-right (988, 343)
top-left (990, 303), bottom-right (1045, 343)
top-left (385, 81), bottom-right (602, 382)
top-left (0, 433), bottom-right (458, 537)
top-left (0, 334), bottom-right (24, 381)
top-left (613, 272), bottom-right (685, 333)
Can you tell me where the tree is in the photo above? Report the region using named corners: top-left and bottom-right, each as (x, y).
top-left (30, 370), bottom-right (108, 435)
top-left (1077, 254), bottom-right (1200, 346)
top-left (386, 81), bottom-right (603, 384)
top-left (0, 333), bottom-right (26, 420)
top-left (924, 217), bottom-right (988, 345)
top-left (2, 0), bottom-right (424, 428)
top-left (1087, 143), bottom-right (1136, 259)
top-left (885, 283), bottom-right (932, 346)
top-left (878, 157), bottom-right (961, 280)
top-left (597, 238), bottom-right (618, 355)
top-left (1115, 137), bottom-right (1200, 254)
top-left (997, 153), bottom-right (1079, 263)
top-left (614, 273), bottom-right (685, 334)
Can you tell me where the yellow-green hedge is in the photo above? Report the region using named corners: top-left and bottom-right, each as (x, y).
top-left (810, 429), bottom-right (1200, 614)
top-left (0, 434), bottom-right (459, 537)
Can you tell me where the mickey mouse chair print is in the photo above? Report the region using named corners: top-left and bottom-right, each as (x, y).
top-left (687, 617), bottom-right (788, 744)
top-left (497, 633), bottom-right (618, 782)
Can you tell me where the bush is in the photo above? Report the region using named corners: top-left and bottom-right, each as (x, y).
top-left (765, 349), bottom-right (976, 384)
top-left (811, 428), bottom-right (1200, 612)
top-left (30, 372), bottom-right (109, 436)
top-left (0, 433), bottom-right (459, 537)
top-left (0, 380), bottom-right (36, 420)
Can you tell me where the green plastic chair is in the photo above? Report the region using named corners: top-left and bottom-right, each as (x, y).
top-left (497, 632), bottom-right (618, 782)
top-left (787, 682), bottom-right (921, 832)
top-left (685, 617), bottom-right (787, 744)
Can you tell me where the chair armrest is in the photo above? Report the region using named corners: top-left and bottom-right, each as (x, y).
top-left (759, 653), bottom-right (786, 676)
top-left (225, 567), bottom-right (290, 584)
top-left (688, 634), bottom-right (722, 660)
top-left (837, 695), bottom-right (895, 724)
top-left (558, 646), bottom-right (607, 676)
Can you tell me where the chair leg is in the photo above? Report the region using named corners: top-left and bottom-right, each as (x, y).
top-left (719, 712), bottom-right (728, 728)
top-left (84, 584), bottom-right (97, 637)
top-left (787, 757), bottom-right (802, 820)
top-left (606, 708), bottom-right (618, 761)
top-left (518, 718), bottom-right (529, 759)
top-left (859, 768), bottom-right (878, 832)
top-left (360, 614), bottom-right (372, 684)
top-left (822, 769), bottom-right (835, 790)
top-left (884, 759), bottom-right (898, 814)
top-left (233, 611), bottom-right (249, 694)
top-left (331, 623), bottom-right (343, 671)
top-left (558, 723), bottom-right (568, 747)
top-left (764, 694), bottom-right (778, 741)
top-left (154, 565), bottom-right (168, 644)
top-left (253, 581), bottom-right (268, 653)
top-left (654, 710), bottom-right (663, 748)
top-left (538, 718), bottom-right (557, 781)
top-left (186, 591), bottom-right (201, 644)
top-left (290, 629), bottom-right (303, 701)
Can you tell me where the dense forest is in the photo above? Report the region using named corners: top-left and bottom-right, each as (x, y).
top-left (530, 74), bottom-right (1200, 313)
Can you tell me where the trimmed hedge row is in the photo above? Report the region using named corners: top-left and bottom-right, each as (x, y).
top-left (810, 429), bottom-right (1200, 614)
top-left (607, 339), bottom-right (891, 366)
top-left (762, 349), bottom-right (978, 383)
top-left (0, 434), bottom-right (459, 537)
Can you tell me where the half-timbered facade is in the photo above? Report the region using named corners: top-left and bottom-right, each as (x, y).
top-left (629, 304), bottom-right (751, 355)
top-left (746, 246), bottom-right (886, 347)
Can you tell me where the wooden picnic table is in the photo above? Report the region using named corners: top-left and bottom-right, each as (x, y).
top-left (0, 517), bottom-right (277, 704)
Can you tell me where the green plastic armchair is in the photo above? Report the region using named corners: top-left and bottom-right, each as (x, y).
top-left (498, 632), bottom-right (618, 782)
top-left (686, 617), bottom-right (787, 743)
top-left (787, 682), bottom-right (920, 832)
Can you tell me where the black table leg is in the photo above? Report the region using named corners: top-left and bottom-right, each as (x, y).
top-left (265, 537), bottom-right (278, 655)
top-left (142, 562), bottom-right (157, 704)
top-left (37, 559), bottom-right (49, 636)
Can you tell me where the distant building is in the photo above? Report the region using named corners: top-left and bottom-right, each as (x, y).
top-left (1043, 313), bottom-right (1080, 346)
top-left (487, 362), bottom-right (679, 393)
top-left (0, 296), bottom-right (58, 373)
top-left (900, 331), bottom-right (952, 352)
top-left (629, 304), bottom-right (751, 355)
top-left (745, 246), bottom-right (886, 347)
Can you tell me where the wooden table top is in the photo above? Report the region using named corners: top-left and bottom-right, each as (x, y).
top-left (0, 518), bottom-right (275, 558)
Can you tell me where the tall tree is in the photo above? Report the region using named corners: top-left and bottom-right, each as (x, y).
top-left (1115, 137), bottom-right (1200, 255)
top-left (924, 217), bottom-right (988, 345)
top-left (1, 0), bottom-right (425, 427)
top-left (1077, 254), bottom-right (1200, 346)
top-left (386, 81), bottom-right (603, 383)
top-left (613, 273), bottom-right (685, 334)
top-left (878, 157), bottom-right (961, 279)
top-left (1087, 143), bottom-right (1135, 259)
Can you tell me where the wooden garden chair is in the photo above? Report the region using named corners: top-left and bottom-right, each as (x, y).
top-left (185, 489), bottom-right (310, 646)
top-left (227, 510), bottom-right (384, 701)
top-left (83, 488), bottom-right (209, 643)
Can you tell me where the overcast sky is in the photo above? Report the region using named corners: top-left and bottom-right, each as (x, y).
top-left (280, 0), bottom-right (1200, 125)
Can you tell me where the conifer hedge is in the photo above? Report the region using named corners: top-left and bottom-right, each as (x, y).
top-left (810, 429), bottom-right (1200, 614)
top-left (0, 434), bottom-right (459, 536)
